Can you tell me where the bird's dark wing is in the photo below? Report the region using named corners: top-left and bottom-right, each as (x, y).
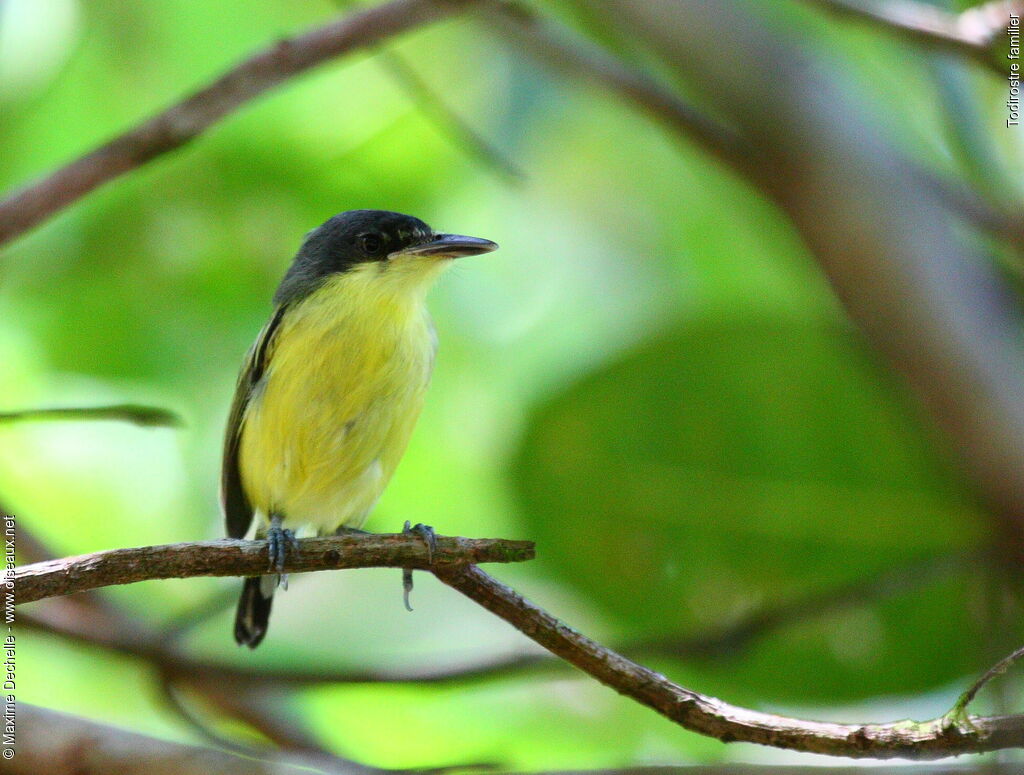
top-left (221, 305), bottom-right (287, 539)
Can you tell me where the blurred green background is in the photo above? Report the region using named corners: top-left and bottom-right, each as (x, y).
top-left (2, 0), bottom-right (1022, 769)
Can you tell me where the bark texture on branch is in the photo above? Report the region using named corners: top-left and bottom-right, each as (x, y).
top-left (434, 564), bottom-right (1024, 759)
top-left (14, 533), bottom-right (534, 605)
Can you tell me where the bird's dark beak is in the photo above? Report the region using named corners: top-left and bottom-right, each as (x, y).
top-left (391, 233), bottom-right (498, 259)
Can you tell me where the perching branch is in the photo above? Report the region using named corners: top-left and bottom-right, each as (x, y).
top-left (13, 533), bottom-right (534, 605)
top-left (0, 0), bottom-right (478, 249)
top-left (433, 564), bottom-right (1024, 759)
top-left (10, 519), bottom-right (388, 772)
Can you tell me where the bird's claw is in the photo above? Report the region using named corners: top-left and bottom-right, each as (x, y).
top-left (402, 521), bottom-right (437, 612)
top-left (266, 516), bottom-right (299, 574)
top-left (403, 520), bottom-right (437, 563)
top-left (402, 568), bottom-right (414, 612)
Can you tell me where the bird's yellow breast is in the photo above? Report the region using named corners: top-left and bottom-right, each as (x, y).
top-left (238, 265), bottom-right (439, 533)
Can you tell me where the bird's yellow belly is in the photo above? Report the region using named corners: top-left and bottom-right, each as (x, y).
top-left (238, 279), bottom-right (436, 534)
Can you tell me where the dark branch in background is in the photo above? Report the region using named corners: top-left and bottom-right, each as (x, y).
top-left (481, 2), bottom-right (749, 173)
top-left (6, 511), bottom-right (365, 765)
top-left (14, 533), bottom-right (533, 605)
top-left (433, 564), bottom-right (1024, 759)
top-left (21, 550), bottom-right (973, 691)
top-left (153, 586), bottom-right (496, 774)
top-left (804, 0), bottom-right (1022, 74)
top-left (0, 403), bottom-right (182, 427)
top-left (0, 0), bottom-right (1019, 265)
top-left (480, 2), bottom-right (1024, 260)
top-left (0, 0), bottom-right (478, 250)
top-left (158, 582), bottom-right (385, 775)
top-left (158, 679), bottom-right (395, 775)
top-left (10, 703), bottom-right (1008, 775)
top-left (633, 550), bottom-right (979, 660)
top-left (598, 0), bottom-right (1024, 551)
top-left (10, 703), bottom-right (353, 775)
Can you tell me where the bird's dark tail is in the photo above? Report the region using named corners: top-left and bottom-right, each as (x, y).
top-left (234, 576), bottom-right (274, 648)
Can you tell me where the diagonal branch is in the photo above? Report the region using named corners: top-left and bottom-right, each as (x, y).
top-left (433, 564), bottom-right (1024, 759)
top-left (13, 533), bottom-right (534, 605)
top-left (480, 1), bottom-right (750, 173)
top-left (0, 0), bottom-right (478, 250)
top-left (481, 2), bottom-right (1024, 260)
top-left (601, 0), bottom-right (1024, 549)
top-left (16, 701), bottom-right (1001, 774)
top-left (804, 0), bottom-right (1022, 74)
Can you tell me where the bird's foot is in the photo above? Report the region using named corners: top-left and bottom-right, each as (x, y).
top-left (402, 521), bottom-right (437, 612)
top-left (266, 514), bottom-right (300, 577)
top-left (403, 520), bottom-right (437, 563)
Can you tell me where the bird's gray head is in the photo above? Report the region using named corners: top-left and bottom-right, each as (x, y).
top-left (274, 210), bottom-right (497, 306)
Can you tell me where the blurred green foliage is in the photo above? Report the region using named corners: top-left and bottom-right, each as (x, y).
top-left (1, 0), bottom-right (1020, 769)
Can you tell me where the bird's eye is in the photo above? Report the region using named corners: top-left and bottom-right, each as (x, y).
top-left (359, 233), bottom-right (384, 255)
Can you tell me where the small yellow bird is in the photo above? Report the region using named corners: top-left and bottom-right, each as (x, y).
top-left (222, 210), bottom-right (497, 647)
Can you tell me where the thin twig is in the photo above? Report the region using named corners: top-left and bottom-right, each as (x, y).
top-left (481, 1), bottom-right (1024, 258)
top-left (157, 599), bottom-right (393, 773)
top-left (480, 1), bottom-right (750, 173)
top-left (433, 564), bottom-right (1024, 759)
top-left (376, 49), bottom-right (525, 182)
top-left (333, 0), bottom-right (524, 182)
top-left (162, 676), bottom-right (387, 773)
top-left (14, 533), bottom-right (534, 605)
top-left (0, 0), bottom-right (478, 249)
top-left (10, 703), bottom-right (353, 775)
top-left (951, 643), bottom-right (1024, 718)
top-left (158, 678), bottom-right (271, 758)
top-left (0, 404), bottom-right (182, 427)
top-left (804, 0), bottom-right (1021, 74)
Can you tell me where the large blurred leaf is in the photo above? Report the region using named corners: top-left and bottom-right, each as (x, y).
top-left (513, 319), bottom-right (995, 703)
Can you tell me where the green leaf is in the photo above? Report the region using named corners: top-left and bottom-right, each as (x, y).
top-left (513, 319), bottom-right (994, 703)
